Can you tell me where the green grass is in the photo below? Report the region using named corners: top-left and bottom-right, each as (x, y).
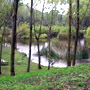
top-left (0, 46), bottom-right (90, 90)
top-left (1, 46), bottom-right (46, 76)
top-left (0, 62), bottom-right (90, 89)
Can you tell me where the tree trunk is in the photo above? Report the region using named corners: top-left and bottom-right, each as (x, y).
top-left (67, 0), bottom-right (72, 66)
top-left (48, 0), bottom-right (53, 70)
top-left (48, 31), bottom-right (51, 70)
top-left (11, 0), bottom-right (19, 76)
top-left (37, 39), bottom-right (42, 69)
top-left (0, 26), bottom-right (5, 74)
top-left (72, 0), bottom-right (79, 66)
top-left (27, 0), bottom-right (33, 72)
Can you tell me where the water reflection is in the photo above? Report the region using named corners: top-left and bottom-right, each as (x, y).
top-left (6, 39), bottom-right (90, 67)
top-left (16, 43), bottom-right (67, 67)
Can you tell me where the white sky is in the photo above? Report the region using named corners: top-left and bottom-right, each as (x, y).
top-left (22, 0), bottom-right (68, 14)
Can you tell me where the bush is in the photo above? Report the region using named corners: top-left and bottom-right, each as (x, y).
top-left (56, 26), bottom-right (76, 40)
top-left (40, 47), bottom-right (60, 60)
top-left (40, 34), bottom-right (47, 39)
top-left (34, 25), bottom-right (48, 34)
top-left (52, 26), bottom-right (68, 33)
top-left (65, 49), bottom-right (88, 60)
top-left (76, 49), bottom-right (88, 60)
top-left (86, 27), bottom-right (90, 35)
top-left (57, 33), bottom-right (68, 40)
top-left (17, 22), bottom-right (29, 39)
top-left (85, 27), bottom-right (90, 41)
top-left (52, 26), bottom-right (76, 34)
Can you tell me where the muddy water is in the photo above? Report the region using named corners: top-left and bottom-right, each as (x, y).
top-left (15, 39), bottom-right (90, 67)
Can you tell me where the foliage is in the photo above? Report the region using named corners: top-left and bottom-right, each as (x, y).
top-left (17, 22), bottom-right (30, 38)
top-left (40, 48), bottom-right (60, 60)
top-left (86, 27), bottom-right (90, 35)
top-left (52, 25), bottom-right (76, 33)
top-left (34, 25), bottom-right (48, 34)
top-left (40, 34), bottom-right (47, 39)
top-left (65, 49), bottom-right (88, 60)
top-left (57, 26), bottom-right (76, 40)
top-left (85, 27), bottom-right (90, 41)
top-left (57, 33), bottom-right (68, 40)
top-left (0, 0), bottom-right (11, 27)
top-left (76, 49), bottom-right (88, 60)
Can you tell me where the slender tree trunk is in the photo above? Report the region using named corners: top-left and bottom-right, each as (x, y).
top-left (37, 39), bottom-right (42, 69)
top-left (11, 0), bottom-right (19, 76)
top-left (27, 0), bottom-right (33, 72)
top-left (67, 0), bottom-right (72, 66)
top-left (0, 25), bottom-right (5, 74)
top-left (72, 0), bottom-right (79, 66)
top-left (34, 0), bottom-right (45, 70)
top-left (48, 28), bottom-right (51, 70)
top-left (48, 0), bottom-right (53, 70)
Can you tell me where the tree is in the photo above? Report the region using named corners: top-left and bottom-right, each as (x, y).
top-left (0, 23), bottom-right (6, 75)
top-left (67, 0), bottom-right (72, 66)
top-left (27, 0), bottom-right (33, 72)
top-left (0, 0), bottom-right (11, 75)
top-left (11, 0), bottom-right (19, 76)
top-left (48, 0), bottom-right (54, 70)
top-left (34, 0), bottom-right (45, 69)
top-left (72, 0), bottom-right (80, 66)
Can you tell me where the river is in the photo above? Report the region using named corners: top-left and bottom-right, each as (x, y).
top-left (14, 39), bottom-right (90, 67)
top-left (6, 39), bottom-right (90, 67)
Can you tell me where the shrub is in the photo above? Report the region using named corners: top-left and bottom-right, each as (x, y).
top-left (85, 27), bottom-right (90, 41)
top-left (40, 47), bottom-right (60, 60)
top-left (86, 27), bottom-right (90, 35)
top-left (17, 22), bottom-right (29, 39)
top-left (65, 49), bottom-right (88, 60)
top-left (34, 25), bottom-right (48, 34)
top-left (56, 26), bottom-right (76, 40)
top-left (57, 33), bottom-right (68, 40)
top-left (52, 26), bottom-right (76, 34)
top-left (40, 34), bottom-right (47, 39)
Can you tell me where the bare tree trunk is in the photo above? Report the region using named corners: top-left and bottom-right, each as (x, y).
top-left (0, 25), bottom-right (5, 74)
top-left (27, 0), bottom-right (33, 72)
top-left (67, 0), bottom-right (72, 66)
top-left (48, 0), bottom-right (53, 70)
top-left (48, 27), bottom-right (51, 70)
top-left (33, 0), bottom-right (45, 70)
top-left (72, 0), bottom-right (79, 66)
top-left (37, 39), bottom-right (42, 69)
top-left (11, 0), bottom-right (19, 76)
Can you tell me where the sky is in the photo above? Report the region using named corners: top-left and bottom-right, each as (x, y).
top-left (22, 0), bottom-right (68, 14)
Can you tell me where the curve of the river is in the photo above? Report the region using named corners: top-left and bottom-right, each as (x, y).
top-left (16, 43), bottom-right (67, 67)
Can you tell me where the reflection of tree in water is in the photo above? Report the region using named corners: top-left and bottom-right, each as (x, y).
top-left (51, 39), bottom-right (89, 60)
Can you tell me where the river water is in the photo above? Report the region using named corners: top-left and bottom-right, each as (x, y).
top-left (14, 39), bottom-right (90, 68)
top-left (16, 43), bottom-right (67, 67)
top-left (6, 39), bottom-right (90, 67)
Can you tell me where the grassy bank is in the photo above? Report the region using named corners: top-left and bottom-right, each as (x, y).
top-left (1, 46), bottom-right (46, 76)
top-left (0, 63), bottom-right (90, 89)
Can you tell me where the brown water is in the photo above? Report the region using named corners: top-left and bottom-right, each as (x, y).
top-left (11, 39), bottom-right (90, 68)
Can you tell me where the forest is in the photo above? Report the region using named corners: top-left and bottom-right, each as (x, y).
top-left (0, 0), bottom-right (90, 89)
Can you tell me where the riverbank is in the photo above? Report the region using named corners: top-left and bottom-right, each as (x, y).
top-left (0, 63), bottom-right (90, 89)
top-left (1, 46), bottom-right (46, 76)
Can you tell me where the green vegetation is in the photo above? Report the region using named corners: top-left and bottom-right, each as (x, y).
top-left (65, 49), bottom-right (88, 61)
top-left (0, 63), bottom-right (90, 89)
top-left (40, 48), bottom-right (60, 60)
top-left (57, 26), bottom-right (76, 40)
top-left (85, 27), bottom-right (90, 41)
top-left (17, 23), bottom-right (48, 39)
top-left (17, 24), bottom-right (77, 40)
